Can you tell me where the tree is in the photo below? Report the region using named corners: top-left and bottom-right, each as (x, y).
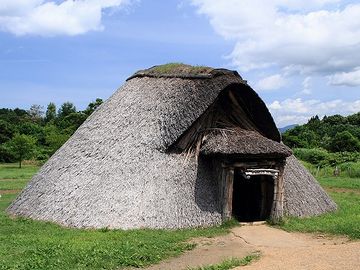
top-left (0, 120), bottom-right (15, 144)
top-left (84, 98), bottom-right (103, 116)
top-left (0, 143), bottom-right (14, 163)
top-left (45, 125), bottom-right (70, 156)
top-left (328, 131), bottom-right (360, 152)
top-left (58, 102), bottom-right (76, 119)
top-left (28, 104), bottom-right (44, 122)
top-left (298, 130), bottom-right (319, 148)
top-left (45, 102), bottom-right (57, 123)
top-left (323, 114), bottom-right (346, 125)
top-left (0, 108), bottom-right (29, 124)
top-left (6, 134), bottom-right (37, 168)
top-left (307, 115), bottom-right (321, 131)
top-left (282, 135), bottom-right (308, 148)
top-left (347, 112), bottom-right (360, 126)
top-left (57, 112), bottom-right (87, 134)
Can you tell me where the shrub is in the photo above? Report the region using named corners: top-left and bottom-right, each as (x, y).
top-left (338, 162), bottom-right (360, 178)
top-left (293, 148), bottom-right (329, 166)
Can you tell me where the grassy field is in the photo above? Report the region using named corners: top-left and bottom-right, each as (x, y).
top-left (0, 164), bottom-right (236, 270)
top-left (280, 176), bottom-right (360, 239)
top-left (317, 176), bottom-right (360, 190)
top-left (0, 164), bottom-right (38, 191)
top-left (1, 163), bottom-right (360, 270)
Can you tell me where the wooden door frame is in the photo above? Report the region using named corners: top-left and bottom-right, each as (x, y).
top-left (221, 159), bottom-right (285, 223)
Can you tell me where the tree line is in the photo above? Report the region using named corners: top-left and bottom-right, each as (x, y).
top-left (0, 99), bottom-right (103, 167)
top-left (282, 112), bottom-right (360, 168)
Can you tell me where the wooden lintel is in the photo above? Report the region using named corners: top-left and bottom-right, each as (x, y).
top-left (222, 161), bottom-right (278, 168)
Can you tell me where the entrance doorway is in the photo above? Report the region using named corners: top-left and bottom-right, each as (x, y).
top-left (232, 169), bottom-right (274, 221)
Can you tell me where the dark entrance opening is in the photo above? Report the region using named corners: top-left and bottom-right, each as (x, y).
top-left (232, 169), bottom-right (274, 221)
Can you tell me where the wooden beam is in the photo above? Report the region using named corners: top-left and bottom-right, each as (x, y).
top-left (222, 161), bottom-right (277, 168)
top-left (222, 167), bottom-right (234, 220)
top-left (270, 162), bottom-right (285, 223)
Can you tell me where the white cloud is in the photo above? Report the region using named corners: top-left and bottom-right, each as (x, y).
top-left (268, 98), bottom-right (360, 126)
top-left (328, 68), bottom-right (360, 86)
top-left (300, 76), bottom-right (312, 95)
top-left (191, 1), bottom-right (360, 78)
top-left (0, 0), bottom-right (131, 36)
top-left (0, 0), bottom-right (44, 15)
top-left (256, 74), bottom-right (286, 91)
top-left (268, 100), bottom-right (281, 110)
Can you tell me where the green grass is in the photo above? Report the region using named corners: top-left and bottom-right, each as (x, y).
top-left (0, 163), bottom-right (39, 179)
top-left (0, 179), bottom-right (30, 190)
top-left (143, 63), bottom-right (213, 75)
top-left (317, 177), bottom-right (360, 190)
top-left (280, 176), bottom-right (360, 239)
top-left (187, 254), bottom-right (260, 270)
top-left (0, 164), bottom-right (238, 270)
top-left (0, 164), bottom-right (38, 190)
top-left (300, 160), bottom-right (360, 178)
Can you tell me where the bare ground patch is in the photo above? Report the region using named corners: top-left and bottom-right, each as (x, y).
top-left (137, 231), bottom-right (255, 270)
top-left (138, 225), bottom-right (360, 270)
top-left (238, 225), bottom-right (359, 270)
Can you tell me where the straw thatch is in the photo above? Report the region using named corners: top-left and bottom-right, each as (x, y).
top-left (7, 64), bottom-right (336, 229)
top-left (201, 129), bottom-right (292, 158)
top-left (284, 155), bottom-right (337, 216)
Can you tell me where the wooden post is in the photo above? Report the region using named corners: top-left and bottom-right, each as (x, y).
top-left (222, 167), bottom-right (234, 220)
top-left (270, 164), bottom-right (285, 223)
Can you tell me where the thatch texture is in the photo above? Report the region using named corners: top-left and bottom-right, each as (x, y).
top-left (201, 129), bottom-right (292, 158)
top-left (283, 155), bottom-right (337, 216)
top-left (8, 75), bottom-right (228, 229)
top-left (7, 65), bottom-right (336, 229)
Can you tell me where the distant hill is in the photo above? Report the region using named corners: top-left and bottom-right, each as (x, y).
top-left (279, 124), bottom-right (298, 134)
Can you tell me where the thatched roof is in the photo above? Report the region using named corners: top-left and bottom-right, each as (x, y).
top-left (7, 64), bottom-right (336, 229)
top-left (127, 63), bottom-right (238, 80)
top-left (201, 129), bottom-right (292, 158)
top-left (283, 155), bottom-right (337, 216)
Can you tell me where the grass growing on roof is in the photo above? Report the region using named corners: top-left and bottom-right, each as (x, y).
top-left (0, 163), bottom-right (238, 270)
top-left (143, 63), bottom-right (213, 75)
top-left (187, 253), bottom-right (260, 270)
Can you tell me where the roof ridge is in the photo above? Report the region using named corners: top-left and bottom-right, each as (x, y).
top-left (126, 66), bottom-right (243, 81)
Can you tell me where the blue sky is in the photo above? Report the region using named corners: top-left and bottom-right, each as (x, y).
top-left (1, 0), bottom-right (359, 127)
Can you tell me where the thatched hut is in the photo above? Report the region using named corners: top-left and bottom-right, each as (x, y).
top-left (7, 64), bottom-right (336, 229)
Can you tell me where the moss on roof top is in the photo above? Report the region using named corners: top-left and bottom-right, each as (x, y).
top-left (127, 63), bottom-right (239, 80)
top-left (147, 63), bottom-right (214, 75)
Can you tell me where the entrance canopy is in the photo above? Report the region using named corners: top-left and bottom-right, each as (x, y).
top-left (201, 128), bottom-right (292, 159)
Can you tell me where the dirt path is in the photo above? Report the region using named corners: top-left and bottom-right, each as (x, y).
top-left (141, 231), bottom-right (254, 270)
top-left (141, 225), bottom-right (360, 270)
top-left (234, 225), bottom-right (360, 270)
